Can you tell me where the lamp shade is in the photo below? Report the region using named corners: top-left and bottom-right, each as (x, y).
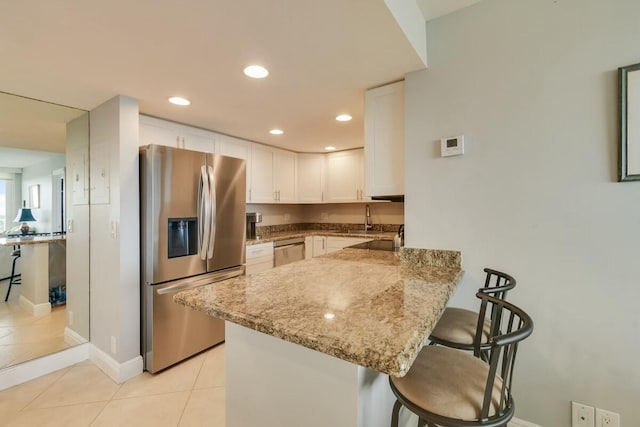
top-left (14, 208), bottom-right (37, 223)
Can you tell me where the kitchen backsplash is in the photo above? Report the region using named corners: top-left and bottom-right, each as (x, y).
top-left (247, 202), bottom-right (404, 228)
top-left (256, 222), bottom-right (401, 236)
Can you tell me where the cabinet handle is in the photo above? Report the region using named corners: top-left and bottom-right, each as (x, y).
top-left (176, 136), bottom-right (180, 148)
top-left (321, 191), bottom-right (324, 202)
top-left (278, 190), bottom-right (281, 201)
top-left (274, 191), bottom-right (278, 201)
top-left (322, 239), bottom-right (325, 250)
top-left (249, 189), bottom-right (252, 201)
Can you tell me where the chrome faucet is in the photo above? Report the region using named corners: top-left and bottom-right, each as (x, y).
top-left (365, 204), bottom-right (373, 231)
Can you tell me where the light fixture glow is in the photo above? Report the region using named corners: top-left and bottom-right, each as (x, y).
top-left (336, 114), bottom-right (352, 122)
top-left (244, 65), bottom-right (269, 79)
top-left (324, 313), bottom-right (335, 320)
top-left (324, 146), bottom-right (336, 151)
top-left (269, 129), bottom-right (284, 135)
top-left (168, 97), bottom-right (190, 106)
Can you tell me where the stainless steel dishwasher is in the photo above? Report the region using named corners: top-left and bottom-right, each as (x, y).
top-left (273, 237), bottom-right (305, 267)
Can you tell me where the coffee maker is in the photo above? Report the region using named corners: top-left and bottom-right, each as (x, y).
top-left (246, 212), bottom-right (262, 239)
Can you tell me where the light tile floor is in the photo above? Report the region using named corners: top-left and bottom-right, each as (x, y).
top-left (0, 278), bottom-right (71, 369)
top-left (0, 343), bottom-right (225, 427)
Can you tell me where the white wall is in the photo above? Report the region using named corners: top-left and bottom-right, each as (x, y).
top-left (21, 155), bottom-right (65, 233)
top-left (405, 0), bottom-right (640, 425)
top-left (90, 95), bottom-right (141, 378)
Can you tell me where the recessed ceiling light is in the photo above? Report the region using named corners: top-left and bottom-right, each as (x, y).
top-left (324, 146), bottom-right (336, 151)
top-left (324, 313), bottom-right (335, 320)
top-left (168, 96), bottom-right (190, 106)
top-left (269, 129), bottom-right (284, 135)
top-left (336, 114), bottom-right (352, 122)
top-left (244, 65), bottom-right (269, 79)
top-left (169, 96), bottom-right (191, 106)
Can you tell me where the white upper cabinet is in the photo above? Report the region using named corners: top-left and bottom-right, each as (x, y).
top-left (325, 149), bottom-right (367, 202)
top-left (364, 81), bottom-right (405, 197)
top-left (139, 115), bottom-right (215, 153)
top-left (274, 148), bottom-right (297, 203)
top-left (250, 144), bottom-right (297, 203)
top-left (296, 154), bottom-right (325, 203)
top-left (250, 144), bottom-right (276, 203)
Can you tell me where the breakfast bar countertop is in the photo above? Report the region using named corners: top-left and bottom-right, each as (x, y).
top-left (174, 247), bottom-right (463, 377)
top-left (0, 234), bottom-right (66, 246)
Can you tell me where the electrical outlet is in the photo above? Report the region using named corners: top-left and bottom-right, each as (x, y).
top-left (67, 310), bottom-right (74, 326)
top-left (284, 213), bottom-right (290, 222)
top-left (572, 402), bottom-right (595, 427)
top-left (110, 336), bottom-right (117, 355)
top-left (596, 408), bottom-right (620, 427)
top-left (321, 212), bottom-right (329, 221)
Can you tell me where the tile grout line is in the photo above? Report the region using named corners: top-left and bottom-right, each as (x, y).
top-left (175, 349), bottom-right (209, 426)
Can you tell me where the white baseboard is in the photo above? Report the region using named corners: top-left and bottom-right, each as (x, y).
top-left (64, 327), bottom-right (88, 346)
top-left (89, 344), bottom-right (143, 384)
top-left (19, 295), bottom-right (51, 316)
top-left (510, 417), bottom-right (543, 427)
top-left (0, 343), bottom-right (89, 391)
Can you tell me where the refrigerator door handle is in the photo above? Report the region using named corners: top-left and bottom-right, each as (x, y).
top-left (207, 165), bottom-right (216, 259)
top-left (199, 165), bottom-right (212, 260)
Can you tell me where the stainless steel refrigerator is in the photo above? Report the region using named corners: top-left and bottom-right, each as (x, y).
top-left (140, 144), bottom-right (246, 373)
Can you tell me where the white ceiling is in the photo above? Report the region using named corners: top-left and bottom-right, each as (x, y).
top-left (417, 0), bottom-right (481, 21)
top-left (0, 0), bottom-right (477, 154)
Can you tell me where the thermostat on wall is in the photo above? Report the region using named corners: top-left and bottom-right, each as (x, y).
top-left (440, 135), bottom-right (465, 157)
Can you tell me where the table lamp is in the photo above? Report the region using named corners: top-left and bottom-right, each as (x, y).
top-left (14, 207), bottom-right (37, 235)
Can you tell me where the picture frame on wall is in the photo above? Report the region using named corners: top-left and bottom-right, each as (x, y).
top-left (619, 62), bottom-right (640, 181)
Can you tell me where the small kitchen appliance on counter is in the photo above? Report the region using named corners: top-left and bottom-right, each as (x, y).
top-left (246, 212), bottom-right (262, 239)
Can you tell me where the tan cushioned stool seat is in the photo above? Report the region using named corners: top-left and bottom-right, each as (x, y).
top-left (391, 346), bottom-right (503, 421)
top-left (430, 307), bottom-right (490, 346)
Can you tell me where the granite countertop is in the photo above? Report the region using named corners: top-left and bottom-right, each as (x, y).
top-left (246, 230), bottom-right (396, 245)
top-left (174, 247), bottom-right (463, 377)
top-left (0, 235), bottom-right (66, 246)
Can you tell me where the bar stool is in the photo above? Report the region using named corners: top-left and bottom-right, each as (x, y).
top-left (4, 246), bottom-right (21, 302)
top-left (428, 268), bottom-right (516, 358)
top-left (389, 292), bottom-right (534, 427)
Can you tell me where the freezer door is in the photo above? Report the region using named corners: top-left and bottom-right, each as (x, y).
top-left (141, 145), bottom-right (207, 285)
top-left (206, 153), bottom-right (247, 272)
top-left (142, 270), bottom-right (238, 373)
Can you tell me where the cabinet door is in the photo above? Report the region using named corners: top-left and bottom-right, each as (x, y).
top-left (364, 81), bottom-right (405, 197)
top-left (179, 125), bottom-right (215, 153)
top-left (312, 236), bottom-right (327, 257)
top-left (217, 135), bottom-right (252, 202)
top-left (274, 149), bottom-right (297, 203)
top-left (304, 236), bottom-right (313, 259)
top-left (297, 154), bottom-right (325, 203)
top-left (355, 149), bottom-right (370, 202)
top-left (325, 150), bottom-right (360, 202)
top-left (326, 237), bottom-right (373, 253)
top-left (250, 144), bottom-right (276, 203)
top-left (139, 115), bottom-right (181, 147)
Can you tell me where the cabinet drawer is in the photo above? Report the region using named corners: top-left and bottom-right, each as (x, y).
top-left (246, 243), bottom-right (274, 260)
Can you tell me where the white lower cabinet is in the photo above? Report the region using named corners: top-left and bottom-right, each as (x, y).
top-left (304, 236), bottom-right (313, 259)
top-left (312, 236), bottom-right (327, 257)
top-left (326, 237), bottom-right (373, 254)
top-left (311, 236), bottom-right (373, 256)
top-left (245, 242), bottom-right (274, 275)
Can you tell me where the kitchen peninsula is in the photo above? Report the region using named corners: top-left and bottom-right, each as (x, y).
top-left (175, 246), bottom-right (462, 427)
